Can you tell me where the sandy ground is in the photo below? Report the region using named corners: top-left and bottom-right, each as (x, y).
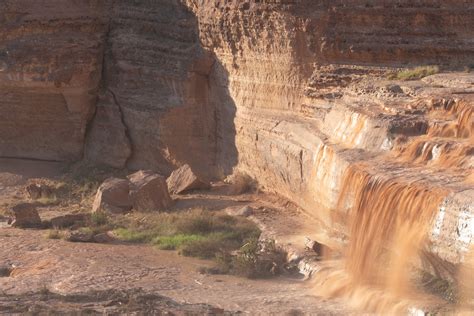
top-left (0, 227), bottom-right (351, 315)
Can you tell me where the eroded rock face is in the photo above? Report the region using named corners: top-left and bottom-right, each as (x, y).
top-left (92, 178), bottom-right (132, 214)
top-left (128, 170), bottom-right (174, 212)
top-left (167, 164), bottom-right (210, 194)
top-left (0, 0), bottom-right (107, 161)
top-left (84, 92), bottom-right (132, 169)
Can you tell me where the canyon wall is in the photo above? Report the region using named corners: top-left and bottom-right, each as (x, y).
top-left (1, 0), bottom-right (473, 279)
top-left (188, 0), bottom-right (474, 279)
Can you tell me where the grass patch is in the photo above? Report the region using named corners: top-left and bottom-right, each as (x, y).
top-left (388, 65), bottom-right (440, 81)
top-left (114, 209), bottom-right (261, 261)
top-left (153, 234), bottom-right (205, 250)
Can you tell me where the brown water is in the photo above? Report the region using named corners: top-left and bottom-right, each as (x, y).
top-left (314, 101), bottom-right (473, 314)
top-left (314, 163), bottom-right (447, 314)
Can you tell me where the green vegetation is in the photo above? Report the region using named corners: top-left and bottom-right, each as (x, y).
top-left (213, 238), bottom-right (287, 279)
top-left (44, 206), bottom-right (286, 279)
top-left (91, 211), bottom-right (108, 226)
top-left (388, 65), bottom-right (440, 81)
top-left (114, 209), bottom-right (261, 259)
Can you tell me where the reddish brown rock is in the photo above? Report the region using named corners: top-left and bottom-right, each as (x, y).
top-left (93, 232), bottom-right (116, 243)
top-left (85, 92), bottom-right (132, 169)
top-left (92, 178), bottom-right (132, 214)
top-left (10, 203), bottom-right (42, 228)
top-left (66, 230), bottom-right (94, 243)
top-left (0, 0), bottom-right (107, 161)
top-left (167, 164), bottom-right (210, 194)
top-left (127, 170), bottom-right (173, 212)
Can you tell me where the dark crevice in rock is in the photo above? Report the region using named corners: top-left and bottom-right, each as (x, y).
top-left (108, 88), bottom-right (133, 166)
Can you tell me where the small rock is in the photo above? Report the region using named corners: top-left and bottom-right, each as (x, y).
top-left (50, 213), bottom-right (89, 229)
top-left (10, 203), bottom-right (42, 228)
top-left (66, 230), bottom-right (94, 243)
top-left (93, 232), bottom-right (116, 243)
top-left (128, 170), bottom-right (173, 212)
top-left (166, 164), bottom-right (210, 194)
top-left (25, 183), bottom-right (54, 200)
top-left (235, 205), bottom-right (253, 217)
top-left (304, 236), bottom-right (324, 257)
top-left (0, 266), bottom-right (12, 277)
top-left (386, 84), bottom-right (404, 94)
top-left (92, 178), bottom-right (132, 214)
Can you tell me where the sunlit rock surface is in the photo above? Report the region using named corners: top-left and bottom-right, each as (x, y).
top-left (1, 0), bottom-right (473, 280)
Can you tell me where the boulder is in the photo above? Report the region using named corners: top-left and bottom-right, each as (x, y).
top-left (10, 203), bottom-right (42, 228)
top-left (67, 230), bottom-right (94, 243)
top-left (92, 178), bottom-right (132, 214)
top-left (128, 170), bottom-right (173, 212)
top-left (93, 232), bottom-right (116, 243)
top-left (167, 164), bottom-right (210, 194)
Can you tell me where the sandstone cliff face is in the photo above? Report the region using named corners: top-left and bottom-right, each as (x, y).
top-left (0, 0), bottom-right (107, 161)
top-left (86, 0), bottom-right (218, 175)
top-left (186, 0), bottom-right (474, 278)
top-left (1, 0), bottom-right (473, 279)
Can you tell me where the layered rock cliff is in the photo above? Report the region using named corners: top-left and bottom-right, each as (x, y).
top-left (1, 0), bottom-right (473, 281)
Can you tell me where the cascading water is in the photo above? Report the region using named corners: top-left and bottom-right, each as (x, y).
top-left (313, 100), bottom-right (473, 314)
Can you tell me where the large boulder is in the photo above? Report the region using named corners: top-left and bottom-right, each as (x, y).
top-left (128, 170), bottom-right (173, 212)
top-left (10, 203), bottom-right (42, 228)
top-left (167, 164), bottom-right (210, 195)
top-left (92, 178), bottom-right (132, 214)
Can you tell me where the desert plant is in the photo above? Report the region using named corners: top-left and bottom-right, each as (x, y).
top-left (388, 65), bottom-right (439, 81)
top-left (227, 172), bottom-right (256, 195)
top-left (113, 209), bottom-right (261, 263)
top-left (210, 238), bottom-right (287, 279)
top-left (91, 211), bottom-right (108, 226)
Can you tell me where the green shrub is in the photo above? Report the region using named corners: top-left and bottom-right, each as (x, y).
top-left (389, 65), bottom-right (440, 81)
top-left (114, 228), bottom-right (155, 243)
top-left (153, 234), bottom-right (204, 250)
top-left (113, 209), bottom-right (261, 263)
top-left (91, 212), bottom-right (108, 226)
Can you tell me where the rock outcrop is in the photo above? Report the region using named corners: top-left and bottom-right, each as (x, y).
top-left (0, 0), bottom-right (107, 161)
